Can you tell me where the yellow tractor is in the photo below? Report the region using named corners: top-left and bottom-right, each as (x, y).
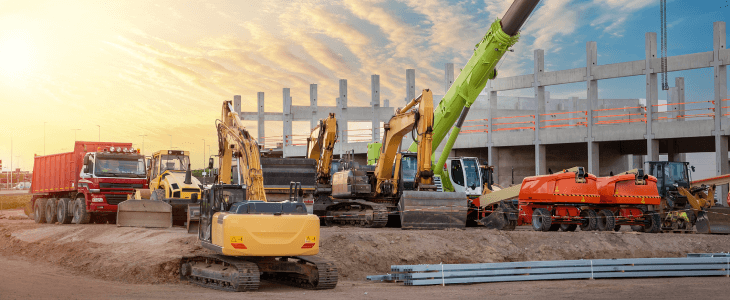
top-left (117, 150), bottom-right (202, 228)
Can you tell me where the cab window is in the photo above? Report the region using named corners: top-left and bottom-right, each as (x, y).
top-left (451, 160), bottom-right (464, 186)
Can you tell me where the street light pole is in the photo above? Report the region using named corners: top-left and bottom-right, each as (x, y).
top-left (139, 134), bottom-right (147, 155)
top-left (72, 129), bottom-right (81, 141)
top-left (96, 125), bottom-right (100, 142)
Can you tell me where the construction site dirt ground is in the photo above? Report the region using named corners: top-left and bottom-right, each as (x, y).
top-left (1, 205), bottom-right (729, 299)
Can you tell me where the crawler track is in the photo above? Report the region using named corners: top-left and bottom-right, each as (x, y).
top-left (324, 200), bottom-right (388, 228)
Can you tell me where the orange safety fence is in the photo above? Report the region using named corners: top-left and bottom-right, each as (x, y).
top-left (492, 114), bottom-right (535, 120)
top-left (540, 117), bottom-right (587, 123)
top-left (651, 100), bottom-right (714, 108)
top-left (493, 121), bottom-right (535, 126)
top-left (539, 123), bottom-right (588, 129)
top-left (493, 127), bottom-right (535, 132)
top-left (593, 113), bottom-right (646, 119)
top-left (594, 119), bottom-right (646, 125)
top-left (658, 113), bottom-right (716, 120)
top-left (593, 106), bottom-right (645, 112)
top-left (462, 124), bottom-right (488, 128)
top-left (461, 129), bottom-right (488, 134)
top-left (464, 118), bottom-right (488, 122)
top-left (539, 111), bottom-right (587, 116)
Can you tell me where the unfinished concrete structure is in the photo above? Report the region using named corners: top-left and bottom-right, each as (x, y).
top-left (236, 22), bottom-right (729, 205)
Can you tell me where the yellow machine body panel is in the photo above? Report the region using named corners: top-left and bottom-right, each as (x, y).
top-left (211, 212), bottom-right (321, 256)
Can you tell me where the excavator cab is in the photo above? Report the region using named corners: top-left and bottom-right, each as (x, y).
top-left (649, 161), bottom-right (691, 207)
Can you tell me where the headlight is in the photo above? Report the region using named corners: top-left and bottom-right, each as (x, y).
top-left (92, 197), bottom-right (104, 202)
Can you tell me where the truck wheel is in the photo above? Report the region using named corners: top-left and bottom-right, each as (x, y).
top-left (579, 210), bottom-right (597, 231)
top-left (45, 199), bottom-right (58, 224)
top-left (644, 211), bottom-right (661, 233)
top-left (57, 198), bottom-right (73, 224)
top-left (613, 225), bottom-right (622, 232)
top-left (72, 198), bottom-right (91, 224)
top-left (548, 224), bottom-right (561, 231)
top-left (596, 209), bottom-right (615, 231)
top-left (560, 224), bottom-right (578, 232)
top-left (531, 208), bottom-right (552, 232)
top-left (34, 198), bottom-right (48, 223)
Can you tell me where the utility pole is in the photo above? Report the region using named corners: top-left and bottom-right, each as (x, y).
top-left (43, 122), bottom-right (47, 155)
top-left (139, 134), bottom-right (147, 155)
top-left (72, 129), bottom-right (81, 141)
top-left (96, 125), bottom-right (100, 142)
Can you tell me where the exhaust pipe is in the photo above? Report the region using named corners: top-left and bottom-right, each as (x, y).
top-left (184, 163), bottom-right (193, 185)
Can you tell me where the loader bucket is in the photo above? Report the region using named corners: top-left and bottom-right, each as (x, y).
top-left (398, 191), bottom-right (467, 229)
top-left (695, 207), bottom-right (730, 234)
top-left (116, 199), bottom-right (173, 228)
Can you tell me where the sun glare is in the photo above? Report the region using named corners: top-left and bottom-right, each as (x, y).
top-left (0, 30), bottom-right (36, 80)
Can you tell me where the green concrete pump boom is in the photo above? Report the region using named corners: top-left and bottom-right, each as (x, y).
top-left (407, 0), bottom-right (540, 191)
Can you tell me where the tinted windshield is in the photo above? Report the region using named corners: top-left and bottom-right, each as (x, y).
top-left (462, 158), bottom-right (480, 189)
top-left (664, 162), bottom-right (688, 184)
top-left (401, 156), bottom-right (418, 182)
top-left (95, 156), bottom-right (146, 177)
top-left (161, 154), bottom-right (190, 172)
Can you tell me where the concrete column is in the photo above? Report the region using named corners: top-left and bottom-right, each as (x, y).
top-left (676, 77), bottom-right (685, 120)
top-left (570, 96), bottom-right (578, 126)
top-left (310, 84), bottom-right (318, 130)
top-left (406, 69), bottom-right (415, 105)
top-left (645, 32), bottom-right (659, 162)
top-left (444, 63), bottom-right (454, 95)
top-left (667, 140), bottom-right (686, 162)
top-left (371, 75), bottom-right (380, 143)
top-left (282, 89), bottom-right (292, 152)
top-left (533, 49), bottom-right (545, 175)
top-left (586, 41), bottom-right (599, 175)
top-left (668, 87), bottom-right (678, 121)
top-left (339, 79), bottom-right (348, 155)
top-left (234, 95), bottom-right (241, 115)
top-left (488, 146), bottom-right (499, 186)
top-left (712, 22), bottom-right (728, 206)
top-left (257, 92), bottom-right (265, 145)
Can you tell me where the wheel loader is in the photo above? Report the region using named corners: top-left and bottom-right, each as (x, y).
top-left (116, 150), bottom-right (203, 229)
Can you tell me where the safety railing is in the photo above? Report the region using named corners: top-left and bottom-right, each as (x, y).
top-left (592, 106), bottom-right (646, 125)
top-left (492, 114), bottom-right (535, 132)
top-left (722, 99), bottom-right (730, 116)
top-left (652, 100), bottom-right (715, 121)
top-left (539, 111), bottom-right (587, 129)
top-left (460, 118), bottom-right (488, 134)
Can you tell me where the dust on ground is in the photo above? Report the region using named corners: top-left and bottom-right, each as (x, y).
top-left (1, 208), bottom-right (729, 285)
top-left (0, 194), bottom-right (31, 212)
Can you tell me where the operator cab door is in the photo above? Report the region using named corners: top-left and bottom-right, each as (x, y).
top-left (446, 158), bottom-right (482, 196)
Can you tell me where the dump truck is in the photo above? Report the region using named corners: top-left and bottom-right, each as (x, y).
top-left (30, 141), bottom-right (148, 224)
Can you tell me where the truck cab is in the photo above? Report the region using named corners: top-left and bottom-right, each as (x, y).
top-left (443, 157), bottom-right (484, 198)
top-left (79, 147), bottom-right (147, 208)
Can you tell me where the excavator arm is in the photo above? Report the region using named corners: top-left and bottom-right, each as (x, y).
top-left (217, 100), bottom-right (267, 202)
top-left (307, 113), bottom-right (338, 186)
top-left (374, 90), bottom-right (434, 195)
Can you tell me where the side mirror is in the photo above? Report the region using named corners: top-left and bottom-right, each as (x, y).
top-left (208, 157), bottom-right (214, 170)
top-left (691, 166), bottom-right (696, 172)
top-left (84, 156), bottom-right (90, 165)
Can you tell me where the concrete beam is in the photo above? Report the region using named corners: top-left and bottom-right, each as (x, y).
top-left (445, 63), bottom-right (454, 95)
top-left (406, 69), bottom-right (415, 105)
top-left (371, 74), bottom-right (380, 143)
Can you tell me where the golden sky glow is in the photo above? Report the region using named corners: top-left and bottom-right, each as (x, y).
top-left (0, 0), bottom-right (693, 170)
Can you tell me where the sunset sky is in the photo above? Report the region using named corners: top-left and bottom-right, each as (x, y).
top-left (0, 0), bottom-right (727, 170)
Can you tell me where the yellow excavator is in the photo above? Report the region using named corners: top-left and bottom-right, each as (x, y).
top-left (117, 150), bottom-right (203, 228)
top-left (179, 100), bottom-right (338, 291)
top-left (307, 113), bottom-right (338, 218)
top-left (329, 89), bottom-right (467, 229)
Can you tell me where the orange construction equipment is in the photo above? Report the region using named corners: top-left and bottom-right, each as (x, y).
top-left (594, 171), bottom-right (662, 232)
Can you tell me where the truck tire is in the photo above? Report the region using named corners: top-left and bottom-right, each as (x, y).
top-left (45, 199), bottom-right (58, 224)
top-left (57, 198), bottom-right (73, 224)
top-left (644, 211), bottom-right (661, 233)
top-left (531, 208), bottom-right (552, 232)
top-left (579, 210), bottom-right (597, 231)
top-left (72, 197), bottom-right (91, 224)
top-left (34, 198), bottom-right (48, 223)
top-left (596, 209), bottom-right (615, 231)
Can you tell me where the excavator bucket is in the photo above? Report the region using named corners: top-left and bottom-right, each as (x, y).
top-left (186, 204), bottom-right (200, 234)
top-left (695, 207), bottom-right (730, 234)
top-left (116, 198), bottom-right (173, 228)
top-left (398, 191), bottom-right (468, 229)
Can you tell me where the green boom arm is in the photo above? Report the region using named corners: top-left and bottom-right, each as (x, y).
top-left (407, 19), bottom-right (519, 186)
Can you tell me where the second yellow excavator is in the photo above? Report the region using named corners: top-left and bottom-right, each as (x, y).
top-left (179, 100), bottom-right (338, 291)
top-left (327, 90), bottom-right (467, 229)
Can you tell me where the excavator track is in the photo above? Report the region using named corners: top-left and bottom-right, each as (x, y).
top-left (180, 255), bottom-right (261, 292)
top-left (257, 256), bottom-right (339, 290)
top-left (324, 200), bottom-right (388, 228)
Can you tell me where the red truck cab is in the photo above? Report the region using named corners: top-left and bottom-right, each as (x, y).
top-left (31, 141), bottom-right (148, 224)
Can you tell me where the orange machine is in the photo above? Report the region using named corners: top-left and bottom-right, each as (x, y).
top-left (517, 168), bottom-right (601, 232)
top-left (594, 171), bottom-right (662, 232)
